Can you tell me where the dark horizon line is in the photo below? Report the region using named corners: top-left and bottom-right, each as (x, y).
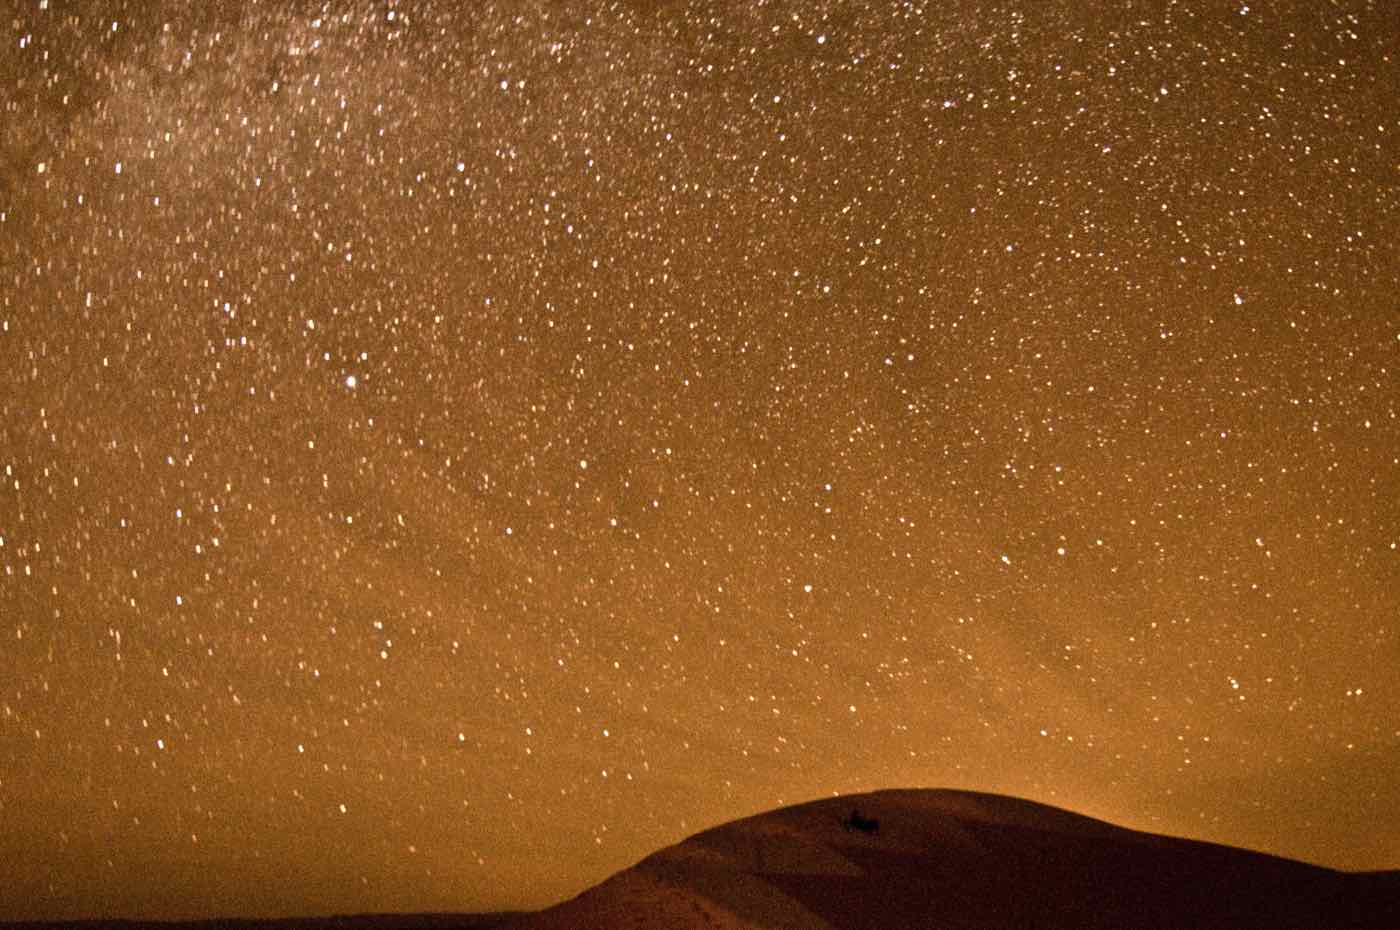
top-left (0, 913), bottom-right (521, 930)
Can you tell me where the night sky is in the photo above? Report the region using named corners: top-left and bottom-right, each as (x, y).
top-left (2, 0), bottom-right (1397, 920)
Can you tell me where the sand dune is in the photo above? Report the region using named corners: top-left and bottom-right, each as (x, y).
top-left (497, 788), bottom-right (1400, 929)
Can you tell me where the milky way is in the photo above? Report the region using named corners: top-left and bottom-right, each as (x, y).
top-left (2, 0), bottom-right (1397, 920)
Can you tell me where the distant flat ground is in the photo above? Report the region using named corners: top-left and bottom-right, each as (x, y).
top-left (0, 915), bottom-right (519, 930)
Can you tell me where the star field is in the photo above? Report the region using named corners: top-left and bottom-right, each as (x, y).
top-left (1, 0), bottom-right (1397, 920)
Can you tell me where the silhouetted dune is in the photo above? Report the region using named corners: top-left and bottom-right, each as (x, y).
top-left (496, 788), bottom-right (1400, 930)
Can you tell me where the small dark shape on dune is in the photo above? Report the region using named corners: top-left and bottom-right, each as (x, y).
top-left (842, 808), bottom-right (880, 834)
top-left (497, 788), bottom-right (1400, 930)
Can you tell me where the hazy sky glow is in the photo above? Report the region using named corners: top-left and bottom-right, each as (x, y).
top-left (1, 0), bottom-right (1397, 920)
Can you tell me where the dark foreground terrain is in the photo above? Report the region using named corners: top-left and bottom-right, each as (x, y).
top-left (11, 790), bottom-right (1399, 930)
